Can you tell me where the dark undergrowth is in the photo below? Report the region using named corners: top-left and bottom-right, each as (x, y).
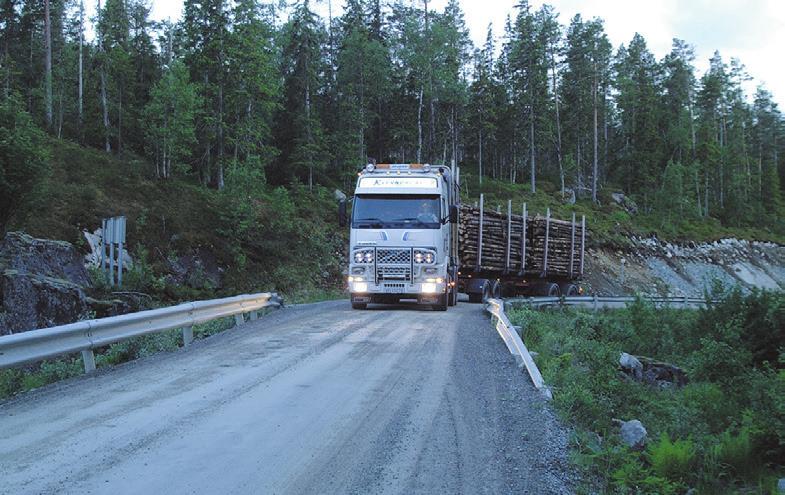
top-left (508, 288), bottom-right (785, 494)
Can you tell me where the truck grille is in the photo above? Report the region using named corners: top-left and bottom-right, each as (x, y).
top-left (376, 248), bottom-right (411, 265)
top-left (377, 266), bottom-right (411, 281)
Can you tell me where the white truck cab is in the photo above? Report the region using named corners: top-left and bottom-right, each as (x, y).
top-left (340, 163), bottom-right (459, 310)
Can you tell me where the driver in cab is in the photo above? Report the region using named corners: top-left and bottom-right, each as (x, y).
top-left (416, 201), bottom-right (439, 224)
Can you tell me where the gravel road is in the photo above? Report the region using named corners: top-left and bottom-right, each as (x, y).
top-left (0, 300), bottom-right (575, 494)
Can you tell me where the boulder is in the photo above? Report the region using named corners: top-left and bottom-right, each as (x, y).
top-left (611, 192), bottom-right (639, 215)
top-left (619, 419), bottom-right (647, 450)
top-left (777, 478), bottom-right (785, 494)
top-left (619, 352), bottom-right (688, 388)
top-left (1, 232), bottom-right (90, 286)
top-left (0, 232), bottom-right (91, 335)
top-left (619, 352), bottom-right (643, 380)
top-left (1, 272), bottom-right (89, 334)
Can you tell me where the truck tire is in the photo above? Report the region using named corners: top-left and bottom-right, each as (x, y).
top-left (432, 294), bottom-right (448, 311)
top-left (351, 302), bottom-right (367, 310)
top-left (448, 285), bottom-right (457, 306)
top-left (491, 280), bottom-right (502, 299)
top-left (547, 283), bottom-right (561, 297)
top-left (561, 284), bottom-right (579, 296)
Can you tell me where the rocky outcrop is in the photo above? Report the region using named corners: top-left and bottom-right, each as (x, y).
top-left (584, 237), bottom-right (785, 296)
top-left (0, 232), bottom-right (91, 335)
top-left (619, 352), bottom-right (688, 388)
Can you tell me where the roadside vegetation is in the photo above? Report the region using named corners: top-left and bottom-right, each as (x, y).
top-left (508, 288), bottom-right (785, 494)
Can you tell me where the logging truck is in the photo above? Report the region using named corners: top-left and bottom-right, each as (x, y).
top-left (338, 163), bottom-right (585, 310)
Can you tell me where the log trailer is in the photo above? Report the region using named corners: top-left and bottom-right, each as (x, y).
top-left (457, 194), bottom-right (586, 303)
top-left (339, 163), bottom-right (586, 310)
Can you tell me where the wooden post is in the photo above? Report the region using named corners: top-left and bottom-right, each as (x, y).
top-left (570, 212), bottom-right (576, 279)
top-left (108, 218), bottom-right (115, 286)
top-left (477, 194), bottom-right (484, 271)
top-left (117, 217), bottom-right (124, 288)
top-left (581, 215), bottom-right (586, 277)
top-left (543, 208), bottom-right (551, 275)
top-left (505, 200), bottom-right (511, 273)
top-left (100, 218), bottom-right (106, 279)
top-left (521, 203), bottom-right (527, 274)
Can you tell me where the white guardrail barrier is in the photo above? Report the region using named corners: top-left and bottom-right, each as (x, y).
top-left (0, 292), bottom-right (283, 373)
top-left (485, 295), bottom-right (712, 398)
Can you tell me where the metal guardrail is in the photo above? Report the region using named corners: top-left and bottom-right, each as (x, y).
top-left (504, 295), bottom-right (710, 312)
top-left (485, 298), bottom-right (550, 399)
top-left (0, 292), bottom-right (283, 373)
top-left (485, 295), bottom-right (711, 397)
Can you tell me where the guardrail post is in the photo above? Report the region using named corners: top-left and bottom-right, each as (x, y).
top-left (81, 350), bottom-right (96, 373)
top-left (249, 311), bottom-right (258, 321)
top-left (234, 314), bottom-right (244, 327)
top-left (593, 294), bottom-right (599, 312)
top-left (182, 326), bottom-right (194, 346)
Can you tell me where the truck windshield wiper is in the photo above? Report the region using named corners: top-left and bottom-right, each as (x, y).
top-left (355, 217), bottom-right (385, 228)
top-left (398, 217), bottom-right (432, 225)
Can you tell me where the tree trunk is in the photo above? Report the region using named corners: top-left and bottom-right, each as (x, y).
top-left (478, 128), bottom-right (483, 185)
top-left (44, 0), bottom-right (53, 129)
top-left (78, 0), bottom-right (84, 130)
top-left (417, 87), bottom-right (423, 163)
top-left (529, 110), bottom-right (536, 193)
top-left (592, 66), bottom-right (599, 203)
top-left (98, 0), bottom-right (110, 152)
top-left (550, 51), bottom-right (564, 195)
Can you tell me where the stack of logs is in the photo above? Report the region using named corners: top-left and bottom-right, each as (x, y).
top-left (458, 203), bottom-right (585, 277)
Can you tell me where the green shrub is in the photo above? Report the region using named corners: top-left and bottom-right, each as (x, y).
top-left (709, 426), bottom-right (758, 480)
top-left (648, 433), bottom-right (695, 482)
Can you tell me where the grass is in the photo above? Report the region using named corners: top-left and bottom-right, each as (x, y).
top-left (507, 290), bottom-right (785, 494)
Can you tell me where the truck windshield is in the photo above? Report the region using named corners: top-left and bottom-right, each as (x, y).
top-left (352, 194), bottom-right (441, 229)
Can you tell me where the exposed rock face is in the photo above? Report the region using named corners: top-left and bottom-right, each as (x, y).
top-left (584, 238), bottom-right (785, 296)
top-left (0, 232), bottom-right (91, 335)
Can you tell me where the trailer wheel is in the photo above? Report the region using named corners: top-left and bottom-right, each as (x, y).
top-left (491, 280), bottom-right (502, 299)
top-left (561, 284), bottom-right (579, 296)
top-left (547, 283), bottom-right (561, 297)
top-left (351, 302), bottom-right (367, 310)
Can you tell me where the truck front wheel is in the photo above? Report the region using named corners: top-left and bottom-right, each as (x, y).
top-left (432, 294), bottom-right (448, 311)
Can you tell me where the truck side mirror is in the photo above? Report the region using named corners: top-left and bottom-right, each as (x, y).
top-left (449, 205), bottom-right (459, 224)
top-left (338, 199), bottom-right (347, 227)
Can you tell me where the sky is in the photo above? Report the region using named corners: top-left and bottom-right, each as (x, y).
top-left (115, 0), bottom-right (785, 107)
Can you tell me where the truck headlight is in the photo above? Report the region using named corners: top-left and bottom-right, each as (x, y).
top-left (353, 249), bottom-right (374, 264)
top-left (421, 283), bottom-right (437, 293)
top-left (352, 282), bottom-right (368, 293)
top-left (413, 249), bottom-right (435, 264)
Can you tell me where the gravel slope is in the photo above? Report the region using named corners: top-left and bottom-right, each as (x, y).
top-left (0, 300), bottom-right (574, 494)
